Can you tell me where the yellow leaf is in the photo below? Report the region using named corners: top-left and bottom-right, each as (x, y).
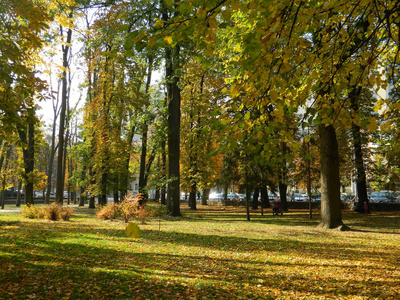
top-left (270, 90), bottom-right (278, 101)
top-left (164, 36), bottom-right (172, 45)
top-left (125, 223), bottom-right (140, 238)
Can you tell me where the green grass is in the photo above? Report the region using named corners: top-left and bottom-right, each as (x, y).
top-left (0, 204), bottom-right (399, 299)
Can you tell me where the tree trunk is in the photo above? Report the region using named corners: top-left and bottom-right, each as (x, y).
top-left (113, 191), bottom-right (119, 203)
top-left (138, 122), bottom-right (148, 200)
top-left (189, 183), bottom-right (197, 210)
top-left (56, 24), bottom-right (72, 205)
top-left (318, 124), bottom-right (346, 230)
top-left (160, 140), bottom-right (167, 205)
top-left (45, 103), bottom-right (59, 204)
top-left (260, 185), bottom-right (270, 208)
top-left (349, 87), bottom-right (369, 210)
top-left (163, 0), bottom-right (181, 216)
top-left (278, 181), bottom-right (288, 211)
top-left (79, 186), bottom-right (85, 206)
top-left (18, 112), bottom-right (35, 206)
top-left (100, 172), bottom-right (108, 206)
top-left (278, 143), bottom-right (288, 211)
top-left (245, 186), bottom-right (251, 221)
top-left (252, 187), bottom-right (259, 209)
top-left (202, 188), bottom-right (209, 205)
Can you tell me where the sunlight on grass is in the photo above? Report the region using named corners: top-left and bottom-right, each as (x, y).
top-left (0, 204), bottom-right (399, 299)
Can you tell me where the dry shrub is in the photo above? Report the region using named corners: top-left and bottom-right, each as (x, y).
top-left (119, 198), bottom-right (140, 223)
top-left (22, 205), bottom-right (46, 219)
top-left (60, 206), bottom-right (74, 221)
top-left (137, 206), bottom-right (154, 224)
top-left (45, 203), bottom-right (61, 221)
top-left (22, 203), bottom-right (73, 221)
top-left (96, 203), bottom-right (119, 220)
top-left (96, 193), bottom-right (154, 223)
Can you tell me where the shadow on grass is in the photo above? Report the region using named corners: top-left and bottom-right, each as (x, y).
top-left (0, 237), bottom-right (398, 299)
top-left (1, 222), bottom-right (399, 300)
top-left (0, 207), bottom-right (399, 299)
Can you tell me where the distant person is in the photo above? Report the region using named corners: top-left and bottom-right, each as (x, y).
top-left (273, 198), bottom-right (282, 215)
top-left (363, 201), bottom-right (369, 214)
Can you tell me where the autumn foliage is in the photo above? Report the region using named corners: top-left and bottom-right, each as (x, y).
top-left (96, 193), bottom-right (155, 223)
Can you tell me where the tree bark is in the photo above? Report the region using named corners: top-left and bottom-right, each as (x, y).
top-left (189, 183), bottom-right (197, 210)
top-left (56, 23), bottom-right (72, 205)
top-left (163, 2), bottom-right (181, 216)
top-left (202, 188), bottom-right (209, 205)
top-left (318, 124), bottom-right (346, 230)
top-left (349, 87), bottom-right (369, 210)
top-left (252, 187), bottom-right (259, 209)
top-left (160, 139), bottom-right (167, 205)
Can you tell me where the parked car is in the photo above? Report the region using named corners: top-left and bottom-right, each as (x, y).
top-left (209, 193), bottom-right (224, 200)
top-left (312, 193), bottom-right (321, 202)
top-left (293, 193), bottom-right (308, 201)
top-left (268, 193), bottom-right (278, 201)
top-left (4, 189), bottom-right (24, 198)
top-left (369, 191), bottom-right (398, 203)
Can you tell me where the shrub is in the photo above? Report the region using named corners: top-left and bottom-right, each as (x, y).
top-left (60, 206), bottom-right (74, 221)
top-left (45, 203), bottom-right (61, 221)
top-left (21, 205), bottom-right (46, 219)
top-left (119, 199), bottom-right (140, 223)
top-left (137, 206), bottom-right (154, 224)
top-left (22, 203), bottom-right (74, 221)
top-left (147, 204), bottom-right (166, 218)
top-left (96, 203), bottom-right (120, 220)
top-left (96, 193), bottom-right (155, 223)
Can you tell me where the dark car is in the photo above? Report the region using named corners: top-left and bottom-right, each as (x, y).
top-left (369, 191), bottom-right (397, 203)
top-left (4, 189), bottom-right (24, 198)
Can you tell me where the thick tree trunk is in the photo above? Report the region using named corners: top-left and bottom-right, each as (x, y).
top-left (189, 183), bottom-right (197, 210)
top-left (278, 181), bottom-right (288, 211)
top-left (79, 186), bottom-right (85, 206)
top-left (18, 113), bottom-right (35, 206)
top-left (202, 188), bottom-right (209, 205)
top-left (260, 185), bottom-right (270, 208)
top-left (252, 187), bottom-right (259, 209)
top-left (318, 124), bottom-right (346, 230)
top-left (163, 0), bottom-right (181, 216)
top-left (349, 87), bottom-right (369, 210)
top-left (113, 191), bottom-right (119, 203)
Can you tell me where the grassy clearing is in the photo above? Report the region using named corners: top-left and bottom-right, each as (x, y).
top-left (0, 203), bottom-right (399, 299)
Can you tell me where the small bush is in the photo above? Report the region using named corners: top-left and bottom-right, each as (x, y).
top-left (96, 203), bottom-right (120, 220)
top-left (119, 199), bottom-right (140, 223)
top-left (137, 206), bottom-right (154, 224)
top-left (45, 203), bottom-right (61, 221)
top-left (147, 204), bottom-right (166, 218)
top-left (22, 205), bottom-right (46, 219)
top-left (22, 203), bottom-right (73, 221)
top-left (96, 193), bottom-right (154, 223)
top-left (60, 206), bottom-right (74, 221)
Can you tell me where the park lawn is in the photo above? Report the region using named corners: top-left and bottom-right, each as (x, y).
top-left (0, 204), bottom-right (399, 300)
